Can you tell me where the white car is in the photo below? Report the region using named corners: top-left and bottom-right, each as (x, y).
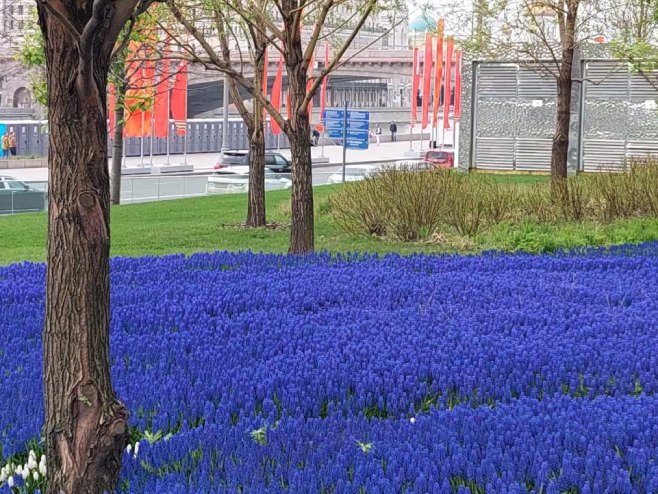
top-left (207, 166), bottom-right (292, 194)
top-left (326, 165), bottom-right (382, 184)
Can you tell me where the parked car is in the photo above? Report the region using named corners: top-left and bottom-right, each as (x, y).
top-left (0, 176), bottom-right (46, 214)
top-left (207, 166), bottom-right (292, 194)
top-left (388, 160), bottom-right (435, 171)
top-left (326, 165), bottom-right (382, 184)
top-left (423, 149), bottom-right (454, 168)
top-left (214, 150), bottom-right (292, 173)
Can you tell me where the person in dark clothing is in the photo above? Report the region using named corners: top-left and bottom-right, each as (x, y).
top-left (389, 121), bottom-right (398, 142)
top-left (312, 129), bottom-right (320, 146)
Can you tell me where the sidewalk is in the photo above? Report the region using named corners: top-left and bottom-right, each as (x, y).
top-left (4, 140), bottom-right (434, 183)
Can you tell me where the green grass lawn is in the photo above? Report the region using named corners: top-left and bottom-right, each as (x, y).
top-left (2, 179), bottom-right (658, 266)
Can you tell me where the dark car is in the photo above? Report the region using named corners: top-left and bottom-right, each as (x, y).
top-left (0, 176), bottom-right (46, 214)
top-left (424, 150), bottom-right (454, 169)
top-left (215, 150), bottom-right (291, 173)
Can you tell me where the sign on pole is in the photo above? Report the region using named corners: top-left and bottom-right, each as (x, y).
top-left (323, 106), bottom-right (370, 181)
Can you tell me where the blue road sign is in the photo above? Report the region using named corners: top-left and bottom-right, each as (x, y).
top-left (346, 137), bottom-right (369, 150)
top-left (323, 107), bottom-right (370, 150)
top-left (324, 109), bottom-right (345, 121)
top-left (347, 110), bottom-right (370, 121)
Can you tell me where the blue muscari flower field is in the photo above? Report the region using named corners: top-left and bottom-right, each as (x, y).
top-left (2, 245), bottom-right (658, 492)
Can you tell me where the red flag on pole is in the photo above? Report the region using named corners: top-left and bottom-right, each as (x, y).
top-left (153, 57), bottom-right (170, 138)
top-left (443, 37), bottom-right (454, 130)
top-left (270, 54), bottom-right (284, 135)
top-left (108, 84), bottom-right (116, 132)
top-left (432, 20), bottom-right (445, 129)
top-left (318, 42), bottom-right (329, 131)
top-left (454, 49), bottom-right (462, 120)
top-left (171, 61), bottom-right (188, 136)
top-left (421, 32), bottom-right (433, 129)
top-left (410, 47), bottom-right (419, 128)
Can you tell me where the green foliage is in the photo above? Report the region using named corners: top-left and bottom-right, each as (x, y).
top-left (4, 179), bottom-right (658, 265)
top-left (15, 13), bottom-right (47, 107)
top-left (331, 159), bottom-right (658, 246)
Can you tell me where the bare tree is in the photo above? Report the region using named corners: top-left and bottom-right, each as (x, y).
top-left (461, 0), bottom-right (598, 183)
top-left (34, 0), bottom-right (154, 491)
top-left (165, 0), bottom-right (401, 252)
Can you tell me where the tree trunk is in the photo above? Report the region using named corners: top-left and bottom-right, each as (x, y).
top-left (551, 75), bottom-right (572, 183)
top-left (110, 101), bottom-right (125, 205)
top-left (40, 11), bottom-right (128, 494)
top-left (247, 123), bottom-right (267, 227)
top-left (285, 38), bottom-right (314, 254)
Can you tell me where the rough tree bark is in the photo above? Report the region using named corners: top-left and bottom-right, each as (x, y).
top-left (217, 16), bottom-right (267, 227)
top-left (551, 0), bottom-right (578, 185)
top-left (110, 83), bottom-right (126, 205)
top-left (36, 0), bottom-right (144, 491)
top-left (284, 8), bottom-right (314, 254)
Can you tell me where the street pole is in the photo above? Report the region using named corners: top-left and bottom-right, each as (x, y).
top-left (221, 75), bottom-right (230, 154)
top-left (454, 119), bottom-right (460, 169)
top-left (342, 100), bottom-right (348, 183)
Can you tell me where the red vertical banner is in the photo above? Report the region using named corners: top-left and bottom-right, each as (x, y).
top-left (421, 32), bottom-right (433, 129)
top-left (318, 42), bottom-right (329, 131)
top-left (454, 49), bottom-right (463, 120)
top-left (171, 61), bottom-right (188, 136)
top-left (154, 57), bottom-right (171, 138)
top-left (410, 47), bottom-right (419, 128)
top-left (123, 41), bottom-right (144, 138)
top-left (443, 37), bottom-right (454, 130)
top-left (108, 84), bottom-right (116, 132)
top-left (270, 54), bottom-right (284, 135)
top-left (141, 61), bottom-right (155, 137)
top-left (432, 20), bottom-right (445, 129)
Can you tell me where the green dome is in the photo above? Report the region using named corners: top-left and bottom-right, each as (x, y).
top-left (409, 14), bottom-right (436, 32)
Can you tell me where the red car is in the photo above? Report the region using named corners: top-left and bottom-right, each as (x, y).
top-left (424, 150), bottom-right (454, 168)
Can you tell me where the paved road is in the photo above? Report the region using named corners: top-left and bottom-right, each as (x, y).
top-left (3, 140), bottom-right (430, 183)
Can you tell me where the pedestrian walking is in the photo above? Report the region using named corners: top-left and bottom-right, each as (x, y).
top-left (389, 121), bottom-right (397, 142)
top-left (375, 124), bottom-right (382, 145)
top-left (1, 133), bottom-right (8, 159)
top-left (8, 131), bottom-right (16, 157)
top-left (312, 129), bottom-right (320, 146)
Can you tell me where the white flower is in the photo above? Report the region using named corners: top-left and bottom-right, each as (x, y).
top-left (40, 455), bottom-right (46, 465)
top-left (15, 465), bottom-right (22, 476)
top-left (21, 464), bottom-right (29, 479)
top-left (39, 458), bottom-right (47, 477)
top-left (28, 450), bottom-right (36, 462)
top-left (125, 444), bottom-right (132, 454)
top-left (32, 471), bottom-right (39, 481)
top-left (28, 456), bottom-right (37, 470)
top-left (409, 417), bottom-right (416, 424)
top-left (0, 469), bottom-right (6, 483)
top-left (133, 441), bottom-right (140, 458)
top-left (7, 476), bottom-right (14, 487)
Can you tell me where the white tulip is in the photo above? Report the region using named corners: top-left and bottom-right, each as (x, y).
top-left (28, 457), bottom-right (37, 470)
top-left (125, 444), bottom-right (132, 454)
top-left (133, 441), bottom-right (140, 458)
top-left (0, 469), bottom-right (6, 483)
top-left (39, 461), bottom-right (47, 477)
top-left (15, 465), bottom-right (22, 476)
top-left (28, 450), bottom-right (36, 462)
top-left (7, 476), bottom-right (14, 487)
top-left (33, 470), bottom-right (40, 481)
top-left (21, 465), bottom-right (29, 479)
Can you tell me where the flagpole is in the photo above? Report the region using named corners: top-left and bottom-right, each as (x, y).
top-left (140, 111), bottom-right (145, 167)
top-left (183, 73), bottom-right (188, 165)
top-left (149, 104), bottom-right (154, 166)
